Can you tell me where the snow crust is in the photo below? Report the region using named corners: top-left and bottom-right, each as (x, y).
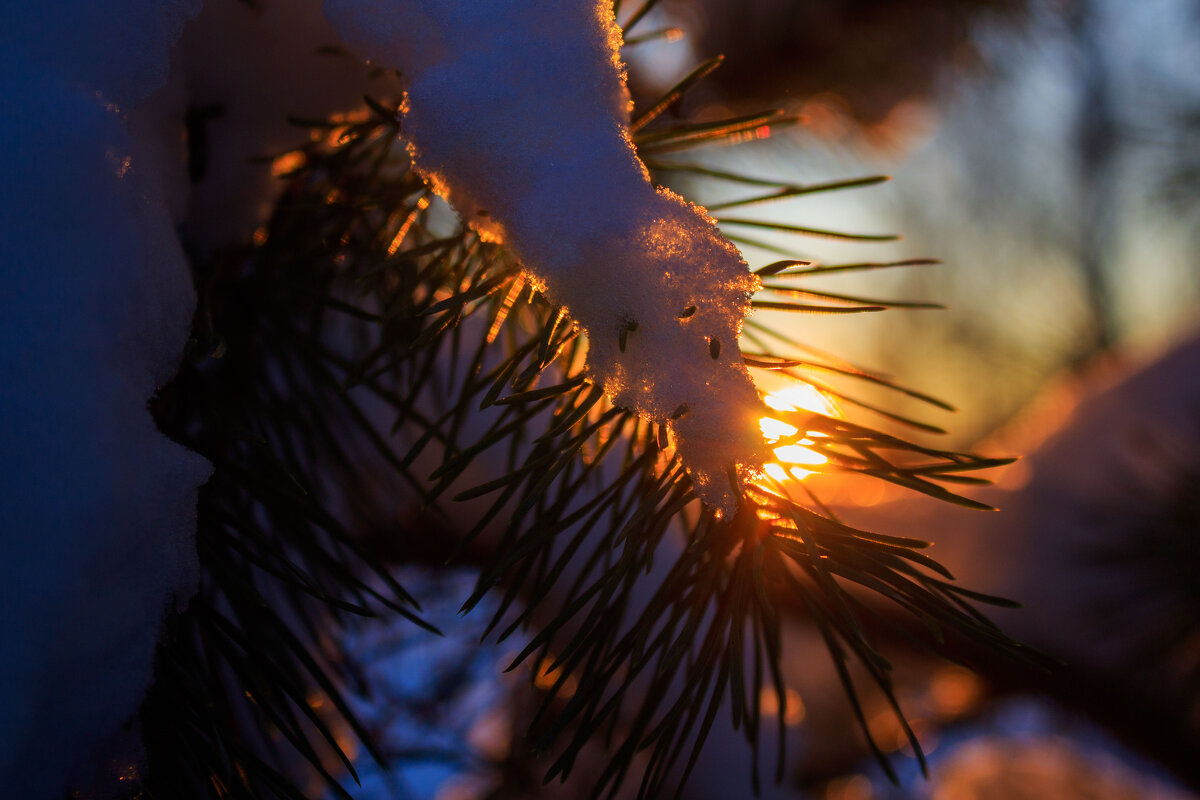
top-left (325, 0), bottom-right (769, 513)
top-left (5, 1), bottom-right (201, 110)
top-left (0, 4), bottom-right (209, 795)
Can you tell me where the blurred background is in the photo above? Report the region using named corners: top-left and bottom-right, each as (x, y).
top-left (628, 0), bottom-right (1200, 447)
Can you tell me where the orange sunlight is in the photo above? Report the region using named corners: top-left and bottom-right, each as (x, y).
top-left (759, 384), bottom-right (837, 484)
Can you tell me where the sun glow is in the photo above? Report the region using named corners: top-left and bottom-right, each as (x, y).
top-left (759, 384), bottom-right (836, 482)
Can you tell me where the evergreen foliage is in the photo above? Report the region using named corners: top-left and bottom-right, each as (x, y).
top-left (143, 13), bottom-right (1032, 799)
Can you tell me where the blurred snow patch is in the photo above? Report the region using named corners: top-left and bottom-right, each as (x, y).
top-left (856, 696), bottom-right (1199, 800)
top-left (324, 568), bottom-right (509, 800)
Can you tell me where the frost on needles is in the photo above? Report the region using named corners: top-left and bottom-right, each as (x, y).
top-left (326, 0), bottom-right (770, 513)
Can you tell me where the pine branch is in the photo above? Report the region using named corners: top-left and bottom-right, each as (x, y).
top-left (144, 32), bottom-right (1031, 800)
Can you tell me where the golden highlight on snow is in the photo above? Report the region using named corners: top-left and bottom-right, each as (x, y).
top-left (324, 0), bottom-right (770, 513)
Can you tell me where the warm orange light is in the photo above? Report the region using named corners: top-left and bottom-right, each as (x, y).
top-left (928, 665), bottom-right (984, 719)
top-left (759, 686), bottom-right (806, 726)
top-left (534, 655), bottom-right (578, 698)
top-left (760, 384), bottom-right (836, 482)
top-left (271, 150), bottom-right (306, 177)
top-left (387, 195), bottom-right (431, 256)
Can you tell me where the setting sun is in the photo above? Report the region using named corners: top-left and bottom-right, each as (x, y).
top-left (759, 384), bottom-right (837, 483)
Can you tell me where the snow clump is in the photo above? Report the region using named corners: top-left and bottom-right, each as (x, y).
top-left (324, 0), bottom-right (769, 513)
top-left (0, 1), bottom-right (210, 795)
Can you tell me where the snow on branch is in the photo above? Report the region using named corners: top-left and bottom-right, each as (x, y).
top-left (325, 0), bottom-right (769, 512)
